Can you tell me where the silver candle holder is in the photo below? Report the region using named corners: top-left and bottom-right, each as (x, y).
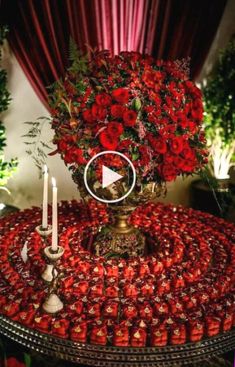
top-left (36, 225), bottom-right (52, 238)
top-left (42, 245), bottom-right (64, 314)
top-left (36, 225), bottom-right (54, 282)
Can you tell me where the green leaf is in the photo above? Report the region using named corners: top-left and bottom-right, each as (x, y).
top-left (24, 352), bottom-right (31, 367)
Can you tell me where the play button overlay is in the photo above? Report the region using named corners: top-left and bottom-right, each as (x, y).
top-left (102, 166), bottom-right (123, 189)
top-left (84, 150), bottom-right (136, 204)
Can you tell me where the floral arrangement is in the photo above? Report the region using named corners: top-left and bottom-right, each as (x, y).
top-left (49, 49), bottom-right (207, 189)
top-left (0, 201), bottom-right (234, 348)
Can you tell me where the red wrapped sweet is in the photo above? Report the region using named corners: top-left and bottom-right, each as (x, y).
top-left (139, 303), bottom-right (153, 321)
top-left (103, 302), bottom-right (119, 319)
top-left (2, 302), bottom-right (20, 317)
top-left (105, 285), bottom-right (119, 298)
top-left (122, 304), bottom-right (138, 320)
top-left (106, 264), bottom-right (119, 278)
top-left (92, 264), bottom-right (104, 278)
top-left (90, 324), bottom-right (107, 345)
top-left (170, 323), bottom-right (186, 345)
top-left (205, 316), bottom-right (221, 337)
top-left (157, 279), bottom-right (171, 295)
top-left (113, 325), bottom-right (129, 346)
top-left (14, 307), bottom-right (36, 327)
top-left (61, 275), bottom-right (74, 289)
top-left (73, 281), bottom-right (89, 296)
top-left (182, 293), bottom-right (197, 310)
top-left (153, 300), bottom-right (169, 315)
top-left (77, 260), bottom-right (91, 274)
top-left (188, 319), bottom-right (204, 342)
top-left (141, 282), bottom-right (154, 296)
top-left (172, 275), bottom-right (185, 289)
top-left (34, 314), bottom-right (52, 332)
top-left (222, 313), bottom-right (233, 332)
top-left (87, 303), bottom-right (101, 318)
top-left (70, 321), bottom-right (87, 342)
top-left (123, 265), bottom-right (135, 280)
top-left (123, 284), bottom-right (138, 298)
top-left (139, 262), bottom-right (150, 277)
top-left (68, 300), bottom-right (83, 315)
top-left (51, 319), bottom-right (70, 338)
top-left (90, 283), bottom-right (104, 297)
top-left (151, 260), bottom-right (164, 275)
top-left (0, 295), bottom-right (7, 308)
top-left (130, 327), bottom-right (147, 347)
top-left (169, 299), bottom-right (183, 314)
top-left (150, 324), bottom-right (168, 346)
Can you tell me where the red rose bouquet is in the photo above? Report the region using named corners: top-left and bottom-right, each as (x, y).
top-left (49, 50), bottom-right (207, 193)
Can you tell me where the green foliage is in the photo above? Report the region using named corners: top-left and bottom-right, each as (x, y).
top-left (0, 25), bottom-right (17, 186)
top-left (203, 37), bottom-right (235, 147)
top-left (68, 37), bottom-right (89, 75)
top-left (23, 117), bottom-right (52, 172)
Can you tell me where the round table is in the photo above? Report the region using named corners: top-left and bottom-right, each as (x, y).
top-left (0, 200), bottom-right (234, 366)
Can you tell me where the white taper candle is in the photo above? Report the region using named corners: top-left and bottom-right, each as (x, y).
top-left (51, 177), bottom-right (58, 252)
top-left (42, 165), bottom-right (48, 229)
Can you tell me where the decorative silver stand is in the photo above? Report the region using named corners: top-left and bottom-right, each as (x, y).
top-left (42, 246), bottom-right (64, 314)
top-left (36, 225), bottom-right (52, 238)
top-left (36, 225), bottom-right (54, 282)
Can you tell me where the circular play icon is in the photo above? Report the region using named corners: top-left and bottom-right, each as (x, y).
top-left (84, 151), bottom-right (136, 204)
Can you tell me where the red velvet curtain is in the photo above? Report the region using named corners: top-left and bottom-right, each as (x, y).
top-left (1, 0), bottom-right (227, 108)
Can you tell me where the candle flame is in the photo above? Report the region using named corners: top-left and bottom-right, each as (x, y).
top-left (43, 165), bottom-right (48, 174)
top-left (52, 177), bottom-right (56, 187)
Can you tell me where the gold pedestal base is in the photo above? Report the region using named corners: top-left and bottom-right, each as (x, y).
top-left (94, 205), bottom-right (145, 258)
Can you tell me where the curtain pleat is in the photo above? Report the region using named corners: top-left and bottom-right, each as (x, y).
top-left (0, 0), bottom-right (227, 108)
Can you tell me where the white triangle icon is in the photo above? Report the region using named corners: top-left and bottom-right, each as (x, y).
top-left (102, 166), bottom-right (123, 189)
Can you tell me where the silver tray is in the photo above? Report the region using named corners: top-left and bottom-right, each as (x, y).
top-left (0, 314), bottom-right (234, 366)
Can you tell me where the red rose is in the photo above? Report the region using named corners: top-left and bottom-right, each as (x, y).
top-left (83, 109), bottom-right (94, 123)
top-left (170, 136), bottom-right (184, 154)
top-left (112, 88), bottom-right (129, 103)
top-left (148, 135), bottom-right (167, 154)
top-left (95, 93), bottom-right (112, 106)
top-left (181, 160), bottom-right (196, 173)
top-left (91, 104), bottom-right (107, 120)
top-left (99, 130), bottom-right (118, 150)
top-left (111, 104), bottom-right (126, 118)
top-left (160, 164), bottom-right (178, 181)
top-left (123, 110), bottom-right (137, 127)
top-left (64, 147), bottom-right (86, 165)
top-left (107, 121), bottom-right (124, 137)
top-left (182, 146), bottom-right (195, 160)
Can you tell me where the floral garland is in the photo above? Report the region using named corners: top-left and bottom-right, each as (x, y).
top-left (49, 51), bottom-right (207, 187)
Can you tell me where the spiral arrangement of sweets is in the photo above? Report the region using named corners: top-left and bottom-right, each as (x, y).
top-left (0, 200), bottom-right (234, 347)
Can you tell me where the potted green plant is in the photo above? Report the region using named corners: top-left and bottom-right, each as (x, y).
top-left (191, 37), bottom-right (235, 219)
top-left (0, 26), bottom-right (18, 215)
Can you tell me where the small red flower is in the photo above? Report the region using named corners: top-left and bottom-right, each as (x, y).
top-left (82, 109), bottom-right (94, 123)
top-left (123, 110), bottom-right (137, 127)
top-left (112, 88), bottom-right (129, 104)
top-left (99, 130), bottom-right (118, 150)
